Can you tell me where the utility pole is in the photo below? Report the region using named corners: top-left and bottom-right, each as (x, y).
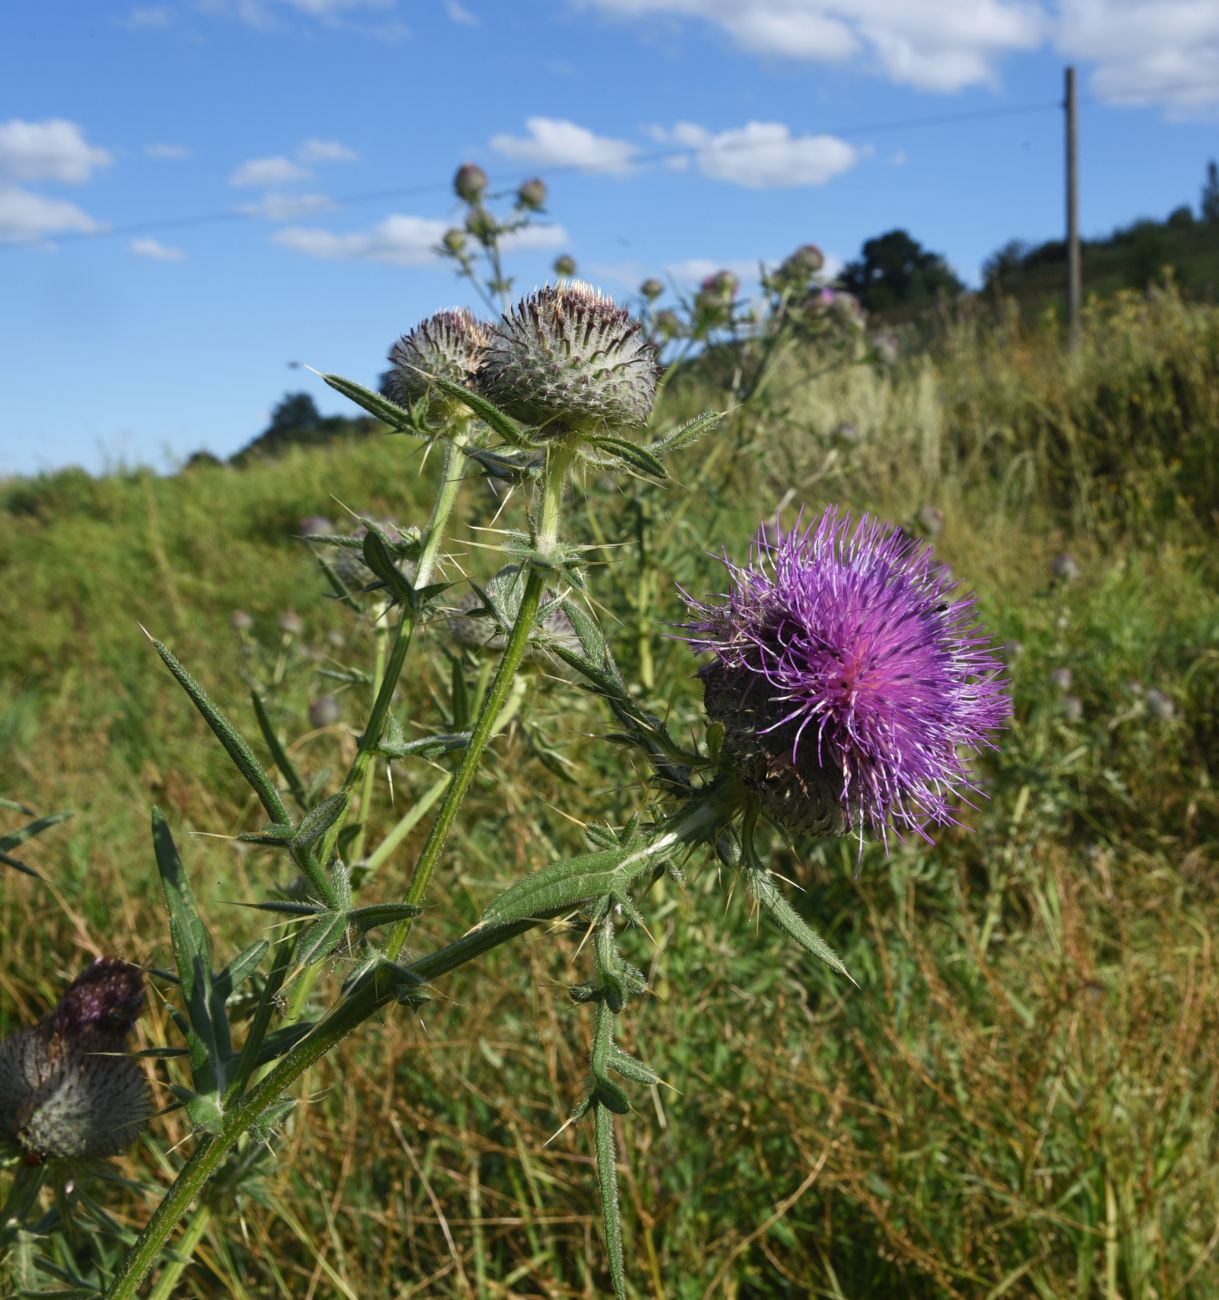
top-left (1065, 66), bottom-right (1082, 346)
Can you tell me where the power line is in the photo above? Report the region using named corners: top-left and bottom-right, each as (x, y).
top-left (3, 85), bottom-right (1211, 254)
top-left (2, 99), bottom-right (1065, 253)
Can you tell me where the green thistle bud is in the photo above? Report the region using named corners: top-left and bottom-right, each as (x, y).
top-left (477, 282), bottom-right (659, 436)
top-left (654, 309), bottom-right (682, 339)
top-left (465, 205), bottom-right (498, 245)
top-left (442, 227), bottom-right (468, 256)
top-left (386, 308), bottom-right (489, 412)
top-left (552, 254), bottom-right (577, 278)
top-left (640, 278), bottom-right (664, 301)
top-left (454, 161), bottom-right (488, 204)
top-left (516, 177), bottom-right (548, 211)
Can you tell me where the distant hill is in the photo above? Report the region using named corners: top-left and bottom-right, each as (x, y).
top-left (980, 210), bottom-right (1219, 318)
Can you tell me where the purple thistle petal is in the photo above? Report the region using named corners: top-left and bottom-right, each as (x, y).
top-left (680, 506), bottom-right (1011, 841)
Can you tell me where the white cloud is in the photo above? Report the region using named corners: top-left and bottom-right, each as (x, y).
top-left (652, 121), bottom-right (857, 188)
top-left (275, 214), bottom-right (569, 264)
top-left (145, 142), bottom-right (190, 160)
top-left (1056, 0), bottom-right (1219, 113)
top-left (501, 222), bottom-right (569, 252)
top-left (490, 117), bottom-right (638, 174)
top-left (273, 214), bottom-right (449, 264)
top-left (120, 5), bottom-right (171, 28)
top-left (297, 138), bottom-right (359, 163)
top-left (130, 237), bottom-right (185, 261)
top-left (0, 185), bottom-right (100, 244)
top-left (581, 0), bottom-right (1045, 91)
top-left (665, 256), bottom-right (768, 286)
top-left (229, 155), bottom-right (311, 187)
top-left (446, 0), bottom-right (478, 23)
top-left (239, 192), bottom-right (335, 220)
top-left (0, 119), bottom-right (112, 185)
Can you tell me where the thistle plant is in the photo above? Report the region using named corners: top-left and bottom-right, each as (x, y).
top-left (3, 249), bottom-right (1009, 1295)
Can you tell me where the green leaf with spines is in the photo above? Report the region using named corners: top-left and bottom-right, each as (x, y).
top-left (476, 842), bottom-right (662, 929)
top-left (319, 372), bottom-right (424, 433)
top-left (585, 434), bottom-right (667, 479)
top-left (644, 408), bottom-right (725, 460)
top-left (423, 372), bottom-right (529, 446)
top-left (375, 731), bottom-right (470, 760)
top-left (148, 635), bottom-right (289, 826)
top-left (152, 810), bottom-right (229, 1106)
top-left (594, 1102), bottom-right (628, 1299)
top-left (609, 1048), bottom-right (659, 1087)
top-left (250, 691), bottom-right (308, 811)
top-left (744, 866), bottom-right (855, 983)
top-left (213, 939), bottom-right (268, 1004)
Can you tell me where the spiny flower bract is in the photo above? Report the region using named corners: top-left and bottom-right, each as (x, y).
top-left (477, 282), bottom-right (659, 435)
top-left (681, 507), bottom-right (1010, 842)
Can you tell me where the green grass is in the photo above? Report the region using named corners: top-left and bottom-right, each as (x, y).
top-left (3, 285), bottom-right (1219, 1298)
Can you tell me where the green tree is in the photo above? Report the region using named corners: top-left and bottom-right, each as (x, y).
top-left (839, 229), bottom-right (964, 313)
top-left (1202, 160), bottom-right (1219, 223)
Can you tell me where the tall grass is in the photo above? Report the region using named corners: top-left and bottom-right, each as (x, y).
top-left (3, 285), bottom-right (1218, 1297)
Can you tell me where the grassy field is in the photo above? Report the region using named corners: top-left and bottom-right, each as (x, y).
top-left (3, 283), bottom-right (1218, 1298)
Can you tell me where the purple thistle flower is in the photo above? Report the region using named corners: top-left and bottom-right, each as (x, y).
top-left (680, 507), bottom-right (1010, 844)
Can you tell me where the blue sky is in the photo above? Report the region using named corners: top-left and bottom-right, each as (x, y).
top-left (2, 0), bottom-right (1217, 477)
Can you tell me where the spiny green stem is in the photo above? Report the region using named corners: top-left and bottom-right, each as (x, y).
top-left (104, 918), bottom-right (535, 1300)
top-left (384, 436), bottom-right (578, 959)
top-left (313, 427), bottom-right (468, 873)
top-left (145, 1201), bottom-right (211, 1300)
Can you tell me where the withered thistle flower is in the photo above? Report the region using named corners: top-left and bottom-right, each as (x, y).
top-left (680, 507), bottom-right (1009, 843)
top-left (0, 958), bottom-right (151, 1163)
top-left (386, 308), bottom-right (489, 412)
top-left (477, 282), bottom-right (659, 436)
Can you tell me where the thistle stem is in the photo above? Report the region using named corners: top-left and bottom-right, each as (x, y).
top-left (385, 435), bottom-right (578, 959)
top-left (313, 428), bottom-right (468, 874)
top-left (104, 918), bottom-right (535, 1300)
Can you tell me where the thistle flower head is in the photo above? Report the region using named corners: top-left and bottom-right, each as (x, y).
top-left (552, 254), bottom-right (577, 278)
top-left (454, 161), bottom-right (488, 204)
top-left (640, 277), bottom-right (664, 301)
top-left (477, 282), bottom-right (659, 435)
top-left (680, 507), bottom-right (1010, 843)
top-left (516, 177), bottom-right (548, 211)
top-left (386, 308), bottom-right (489, 413)
top-left (0, 958), bottom-right (151, 1163)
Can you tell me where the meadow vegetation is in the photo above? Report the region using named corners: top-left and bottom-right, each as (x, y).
top-left (2, 280), bottom-right (1218, 1297)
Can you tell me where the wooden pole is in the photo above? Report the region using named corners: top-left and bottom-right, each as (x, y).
top-left (1065, 66), bottom-right (1082, 346)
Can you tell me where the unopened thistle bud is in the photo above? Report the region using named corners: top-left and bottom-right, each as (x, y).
top-left (465, 205), bottom-right (498, 245)
top-left (779, 243), bottom-right (825, 281)
top-left (442, 227), bottom-right (468, 256)
top-left (516, 177), bottom-right (548, 211)
top-left (552, 254), bottom-right (577, 278)
top-left (0, 959), bottom-right (151, 1163)
top-left (654, 309), bottom-right (682, 339)
top-left (640, 278), bottom-right (664, 301)
top-left (477, 282), bottom-right (659, 435)
top-left (454, 161), bottom-right (488, 204)
top-left (386, 308), bottom-right (489, 412)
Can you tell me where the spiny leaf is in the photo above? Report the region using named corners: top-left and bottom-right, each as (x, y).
top-left (476, 844), bottom-right (660, 929)
top-left (152, 810), bottom-right (226, 1094)
top-left (586, 434), bottom-right (667, 479)
top-left (645, 408), bottom-right (725, 459)
top-left (424, 373), bottom-right (528, 446)
top-left (745, 866), bottom-right (855, 984)
top-left (250, 691), bottom-right (308, 811)
top-left (147, 634), bottom-right (289, 826)
top-left (318, 371), bottom-right (421, 433)
top-left (608, 1048), bottom-right (659, 1087)
top-left (212, 940), bottom-right (268, 1004)
top-left (294, 909), bottom-right (350, 969)
top-left (594, 1102), bottom-right (627, 1299)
